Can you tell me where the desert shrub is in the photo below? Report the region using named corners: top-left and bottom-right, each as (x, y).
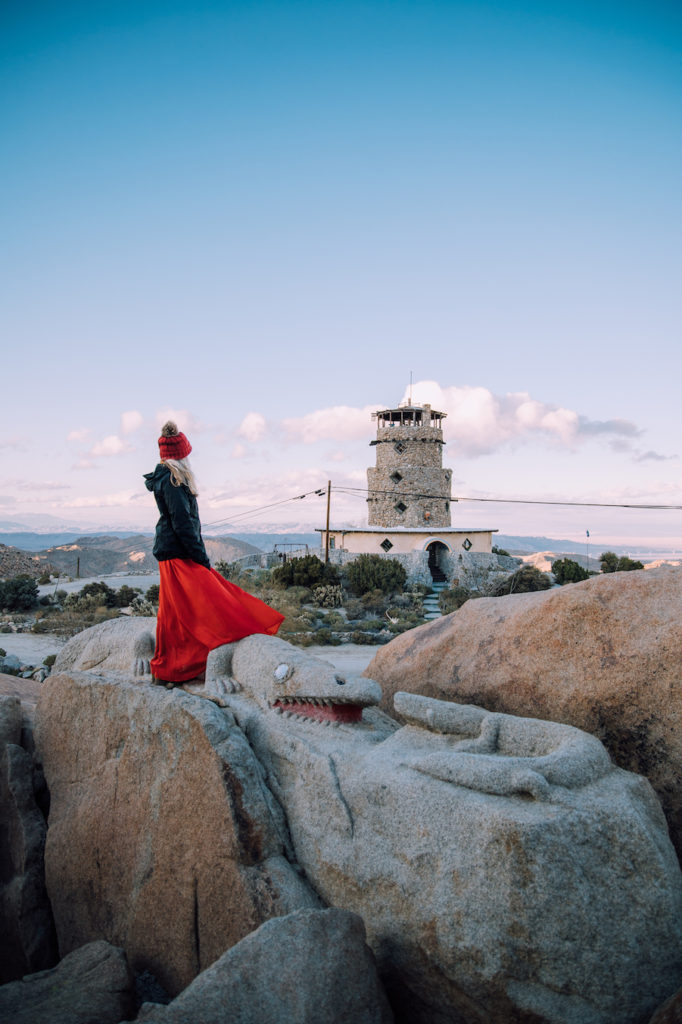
top-left (272, 555), bottom-right (338, 589)
top-left (438, 586), bottom-right (472, 614)
top-left (321, 610), bottom-right (345, 628)
top-left (279, 607), bottom-right (318, 635)
top-left (343, 597), bottom-right (365, 620)
top-left (360, 589), bottom-right (391, 615)
top-left (146, 584), bottom-right (160, 603)
top-left (0, 575), bottom-right (40, 611)
top-left (115, 585), bottom-right (141, 607)
top-left (130, 596), bottom-right (155, 616)
top-left (0, 647), bottom-right (5, 657)
top-left (31, 607), bottom-right (120, 636)
top-left (343, 555), bottom-right (407, 596)
top-left (312, 584), bottom-right (343, 608)
top-left (77, 582), bottom-right (118, 608)
top-left (491, 566), bottom-right (551, 596)
top-left (359, 618), bottom-right (382, 631)
top-left (492, 545), bottom-right (510, 556)
top-left (37, 572), bottom-right (52, 585)
top-left (43, 654), bottom-right (57, 667)
top-left (214, 560), bottom-right (242, 581)
top-left (552, 558), bottom-right (590, 585)
top-left (600, 551), bottom-right (644, 573)
top-left (312, 628), bottom-right (341, 646)
top-left (350, 630), bottom-right (384, 645)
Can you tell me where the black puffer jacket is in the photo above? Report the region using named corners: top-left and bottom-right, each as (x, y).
top-left (144, 464), bottom-right (210, 568)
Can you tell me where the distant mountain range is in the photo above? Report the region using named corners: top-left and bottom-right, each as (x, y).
top-left (0, 534), bottom-right (262, 578)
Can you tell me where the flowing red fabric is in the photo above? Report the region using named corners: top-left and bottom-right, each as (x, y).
top-left (151, 559), bottom-right (284, 682)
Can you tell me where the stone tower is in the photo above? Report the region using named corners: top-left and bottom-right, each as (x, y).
top-left (367, 403), bottom-right (452, 529)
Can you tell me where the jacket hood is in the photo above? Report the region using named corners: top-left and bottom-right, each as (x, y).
top-left (144, 464), bottom-right (170, 492)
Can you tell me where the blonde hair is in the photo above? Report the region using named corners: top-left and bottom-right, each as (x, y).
top-left (162, 457), bottom-right (199, 495)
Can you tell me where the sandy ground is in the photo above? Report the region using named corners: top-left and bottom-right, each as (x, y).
top-left (0, 632), bottom-right (68, 667)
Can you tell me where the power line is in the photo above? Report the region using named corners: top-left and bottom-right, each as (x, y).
top-left (332, 485), bottom-right (682, 512)
top-left (200, 481), bottom-right (681, 534)
top-left (203, 488), bottom-right (326, 529)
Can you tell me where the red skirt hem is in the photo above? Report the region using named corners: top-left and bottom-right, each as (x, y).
top-left (151, 559), bottom-right (284, 683)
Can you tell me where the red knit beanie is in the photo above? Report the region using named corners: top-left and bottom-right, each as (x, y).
top-left (158, 421), bottom-right (192, 461)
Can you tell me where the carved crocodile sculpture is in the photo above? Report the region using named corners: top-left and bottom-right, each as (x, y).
top-left (176, 635), bottom-right (682, 1024)
top-left (123, 629), bottom-right (682, 1023)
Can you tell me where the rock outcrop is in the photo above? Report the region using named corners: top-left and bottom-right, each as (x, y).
top-left (0, 542), bottom-right (51, 579)
top-left (366, 565), bottom-right (682, 859)
top-left (0, 939), bottom-right (134, 1024)
top-left (52, 615), bottom-right (157, 676)
top-left (126, 909), bottom-right (393, 1024)
top-left (0, 694), bottom-right (57, 983)
top-left (216, 643), bottom-right (682, 1024)
top-left (35, 672), bottom-right (320, 995)
top-left (33, 624), bottom-right (682, 1023)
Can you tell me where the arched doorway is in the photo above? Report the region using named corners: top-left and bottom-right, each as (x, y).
top-left (426, 541), bottom-right (449, 583)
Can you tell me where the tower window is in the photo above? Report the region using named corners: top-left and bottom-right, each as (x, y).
top-left (380, 538), bottom-right (394, 552)
top-left (445, 502), bottom-right (449, 512)
top-left (394, 501), bottom-right (407, 513)
top-left (393, 441), bottom-right (407, 454)
top-left (390, 471), bottom-right (403, 483)
top-left (462, 538), bottom-right (472, 551)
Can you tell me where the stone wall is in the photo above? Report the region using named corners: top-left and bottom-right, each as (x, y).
top-left (368, 424), bottom-right (452, 529)
top-left (326, 549), bottom-right (518, 589)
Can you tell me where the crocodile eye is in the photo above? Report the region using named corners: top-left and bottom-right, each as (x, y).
top-left (274, 663), bottom-right (292, 682)
top-left (335, 675), bottom-right (346, 686)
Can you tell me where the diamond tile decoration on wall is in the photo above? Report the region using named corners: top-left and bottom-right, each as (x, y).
top-left (393, 441), bottom-right (407, 454)
top-left (394, 501), bottom-right (407, 513)
top-left (381, 538), bottom-right (394, 551)
top-left (462, 538), bottom-right (472, 550)
top-left (390, 471), bottom-right (403, 483)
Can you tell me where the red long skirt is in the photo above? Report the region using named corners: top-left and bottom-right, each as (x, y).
top-left (151, 559), bottom-right (284, 683)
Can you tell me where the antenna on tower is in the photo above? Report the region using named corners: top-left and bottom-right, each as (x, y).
top-left (409, 371), bottom-right (413, 406)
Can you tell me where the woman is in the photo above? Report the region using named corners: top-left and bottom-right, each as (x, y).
top-left (144, 421), bottom-right (284, 685)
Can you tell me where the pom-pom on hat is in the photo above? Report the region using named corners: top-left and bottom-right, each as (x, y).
top-left (158, 421), bottom-right (192, 461)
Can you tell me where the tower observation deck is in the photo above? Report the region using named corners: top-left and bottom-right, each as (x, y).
top-left (367, 403), bottom-right (453, 529)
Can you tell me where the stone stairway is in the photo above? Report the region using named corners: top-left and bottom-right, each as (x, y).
top-left (423, 581), bottom-right (448, 620)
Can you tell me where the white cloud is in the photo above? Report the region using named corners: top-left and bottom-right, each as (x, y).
top-left (61, 490), bottom-right (140, 509)
top-left (120, 410), bottom-right (144, 435)
top-left (155, 408), bottom-right (203, 433)
top-left (231, 443), bottom-right (247, 459)
top-left (283, 404), bottom-right (383, 444)
top-left (89, 435), bottom-right (132, 457)
top-left (67, 427), bottom-right (91, 443)
top-left (400, 381), bottom-right (640, 456)
top-left (237, 412), bottom-right (267, 443)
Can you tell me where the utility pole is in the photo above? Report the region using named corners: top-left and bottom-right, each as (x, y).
top-left (586, 530), bottom-right (590, 572)
top-left (324, 480), bottom-right (331, 564)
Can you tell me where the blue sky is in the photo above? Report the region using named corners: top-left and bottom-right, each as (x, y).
top-left (2, 0), bottom-right (681, 548)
